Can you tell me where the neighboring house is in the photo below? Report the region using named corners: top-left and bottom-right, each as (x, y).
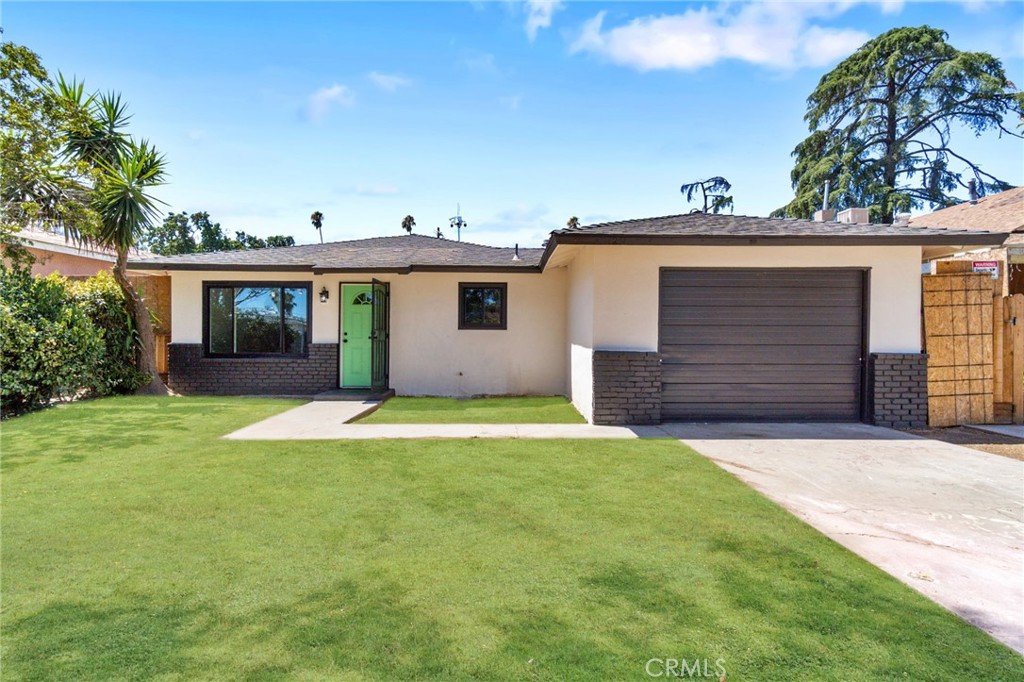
top-left (15, 226), bottom-right (173, 374)
top-left (18, 226), bottom-right (120, 277)
top-left (910, 187), bottom-right (1024, 295)
top-left (128, 213), bottom-right (1003, 426)
top-left (16, 225), bottom-right (157, 278)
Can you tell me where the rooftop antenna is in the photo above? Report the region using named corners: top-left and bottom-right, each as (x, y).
top-left (450, 203), bottom-right (467, 242)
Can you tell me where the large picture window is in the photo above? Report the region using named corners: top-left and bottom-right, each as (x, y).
top-left (204, 283), bottom-right (311, 357)
top-left (459, 282), bottom-right (507, 330)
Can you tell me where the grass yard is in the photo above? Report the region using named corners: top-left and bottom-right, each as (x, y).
top-left (359, 395), bottom-right (586, 423)
top-left (2, 397), bottom-right (1021, 681)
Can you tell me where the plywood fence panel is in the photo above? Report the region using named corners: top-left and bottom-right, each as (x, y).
top-left (155, 334), bottom-right (169, 375)
top-left (1008, 294), bottom-right (1024, 424)
top-left (993, 293), bottom-right (1006, 403)
top-left (923, 273), bottom-right (994, 426)
top-left (128, 274), bottom-right (172, 336)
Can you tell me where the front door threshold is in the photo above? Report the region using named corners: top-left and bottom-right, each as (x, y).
top-left (314, 388), bottom-right (395, 402)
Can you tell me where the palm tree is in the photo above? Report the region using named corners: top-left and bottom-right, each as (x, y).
top-left (566, 216), bottom-right (580, 229)
top-left (401, 214), bottom-right (415, 234)
top-left (310, 211), bottom-right (324, 243)
top-left (55, 82), bottom-right (169, 394)
top-left (680, 176), bottom-right (734, 214)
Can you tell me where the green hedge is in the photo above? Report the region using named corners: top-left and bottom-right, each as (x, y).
top-left (1, 266), bottom-right (147, 417)
top-left (67, 272), bottom-right (149, 397)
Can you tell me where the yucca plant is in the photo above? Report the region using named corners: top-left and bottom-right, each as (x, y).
top-left (53, 80), bottom-right (168, 394)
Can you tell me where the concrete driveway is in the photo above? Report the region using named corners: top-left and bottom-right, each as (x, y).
top-left (661, 423), bottom-right (1024, 653)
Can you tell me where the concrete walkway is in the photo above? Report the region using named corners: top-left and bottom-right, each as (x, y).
top-left (967, 423), bottom-right (1024, 439)
top-left (224, 401), bottom-right (382, 440)
top-left (223, 401), bottom-right (660, 440)
top-left (662, 422), bottom-right (1024, 653)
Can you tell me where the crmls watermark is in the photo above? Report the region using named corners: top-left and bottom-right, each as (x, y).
top-left (645, 657), bottom-right (727, 679)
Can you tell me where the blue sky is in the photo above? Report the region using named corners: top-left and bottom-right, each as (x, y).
top-left (5, 1), bottom-right (1023, 247)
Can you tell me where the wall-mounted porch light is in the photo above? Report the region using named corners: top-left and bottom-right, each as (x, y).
top-left (319, 286), bottom-right (330, 303)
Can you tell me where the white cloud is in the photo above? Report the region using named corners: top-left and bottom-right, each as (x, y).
top-left (569, 3), bottom-right (878, 72)
top-left (876, 0), bottom-right (906, 15)
top-left (368, 71), bottom-right (412, 92)
top-left (832, 0), bottom-right (904, 15)
top-left (799, 25), bottom-right (872, 67)
top-left (525, 0), bottom-right (565, 41)
top-left (499, 94), bottom-right (523, 110)
top-left (306, 84), bottom-right (355, 123)
top-left (959, 0), bottom-right (1005, 13)
top-left (460, 51), bottom-right (500, 75)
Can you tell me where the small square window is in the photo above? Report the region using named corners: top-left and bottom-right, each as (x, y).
top-left (459, 283), bottom-right (507, 330)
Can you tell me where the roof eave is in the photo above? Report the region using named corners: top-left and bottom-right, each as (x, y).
top-left (537, 232), bottom-right (1007, 271)
top-left (127, 261), bottom-right (542, 274)
top-left (125, 262), bottom-right (316, 272)
top-left (551, 232), bottom-right (1007, 246)
top-left (310, 265), bottom-right (541, 274)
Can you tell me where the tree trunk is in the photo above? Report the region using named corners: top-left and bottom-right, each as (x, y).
top-left (882, 76), bottom-right (899, 224)
top-left (113, 250), bottom-right (169, 396)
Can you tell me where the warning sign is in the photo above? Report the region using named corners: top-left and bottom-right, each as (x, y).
top-left (972, 260), bottom-right (999, 279)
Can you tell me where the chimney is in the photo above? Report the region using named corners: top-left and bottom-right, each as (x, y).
top-left (836, 208), bottom-right (870, 224)
top-left (814, 180), bottom-right (836, 221)
top-left (968, 179), bottom-right (979, 205)
top-left (512, 244), bottom-right (521, 261)
top-left (893, 212), bottom-right (911, 226)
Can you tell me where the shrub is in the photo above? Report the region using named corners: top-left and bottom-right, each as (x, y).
top-left (0, 266), bottom-right (146, 417)
top-left (0, 266), bottom-right (105, 416)
top-left (68, 271), bottom-right (148, 396)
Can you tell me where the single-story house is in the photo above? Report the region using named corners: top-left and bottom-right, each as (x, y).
top-left (128, 212), bottom-right (1005, 427)
top-left (16, 225), bottom-right (155, 278)
top-left (911, 187), bottom-right (1024, 295)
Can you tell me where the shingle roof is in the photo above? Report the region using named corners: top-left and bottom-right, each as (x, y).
top-left (549, 212), bottom-right (1008, 242)
top-left (128, 234), bottom-right (543, 272)
top-left (907, 187), bottom-right (1024, 234)
top-left (537, 212), bottom-right (1007, 268)
top-left (130, 213), bottom-right (1009, 274)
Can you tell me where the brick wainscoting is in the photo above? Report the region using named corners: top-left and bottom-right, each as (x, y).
top-left (868, 353), bottom-right (928, 428)
top-left (592, 351), bottom-right (662, 426)
top-left (168, 344), bottom-right (339, 395)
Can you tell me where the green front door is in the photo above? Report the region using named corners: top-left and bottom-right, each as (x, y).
top-left (342, 284), bottom-right (373, 387)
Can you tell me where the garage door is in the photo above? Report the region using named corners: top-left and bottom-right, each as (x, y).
top-left (659, 269), bottom-right (866, 421)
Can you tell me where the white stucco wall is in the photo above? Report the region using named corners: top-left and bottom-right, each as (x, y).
top-left (382, 270), bottom-right (567, 396)
top-left (565, 249), bottom-right (595, 422)
top-left (581, 244), bottom-right (922, 354)
top-left (166, 268), bottom-right (568, 397)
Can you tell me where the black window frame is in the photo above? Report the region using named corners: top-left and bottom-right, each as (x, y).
top-left (202, 281), bottom-right (313, 358)
top-left (458, 282), bottom-right (508, 330)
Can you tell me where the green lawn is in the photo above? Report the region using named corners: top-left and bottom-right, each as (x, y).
top-left (359, 396), bottom-right (586, 423)
top-left (1, 397), bottom-right (1020, 681)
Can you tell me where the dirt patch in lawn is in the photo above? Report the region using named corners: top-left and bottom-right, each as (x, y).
top-left (905, 426), bottom-right (1024, 461)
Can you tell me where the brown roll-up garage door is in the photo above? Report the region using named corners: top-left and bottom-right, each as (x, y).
top-left (659, 268), bottom-right (866, 421)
